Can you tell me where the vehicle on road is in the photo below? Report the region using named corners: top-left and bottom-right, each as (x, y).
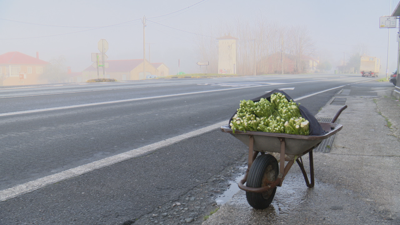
top-left (390, 71), bottom-right (397, 86)
top-left (360, 55), bottom-right (380, 77)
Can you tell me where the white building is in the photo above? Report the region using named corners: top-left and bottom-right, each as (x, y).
top-left (217, 35), bottom-right (237, 74)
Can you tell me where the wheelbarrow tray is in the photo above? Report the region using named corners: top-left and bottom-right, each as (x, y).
top-left (220, 122), bottom-right (342, 156)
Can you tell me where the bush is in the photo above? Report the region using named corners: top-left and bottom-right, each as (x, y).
top-left (87, 78), bottom-right (117, 83)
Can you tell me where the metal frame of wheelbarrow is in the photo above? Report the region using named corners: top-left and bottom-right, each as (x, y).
top-left (221, 105), bottom-right (347, 194)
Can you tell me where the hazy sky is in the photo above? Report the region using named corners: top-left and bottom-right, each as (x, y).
top-left (0, 0), bottom-right (398, 75)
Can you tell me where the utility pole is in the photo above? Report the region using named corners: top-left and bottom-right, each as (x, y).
top-left (387, 25), bottom-right (391, 79)
top-left (386, 2), bottom-right (392, 80)
top-left (281, 36), bottom-right (284, 74)
top-left (147, 43), bottom-right (154, 62)
top-left (143, 16), bottom-right (146, 79)
top-left (397, 19), bottom-right (400, 81)
top-left (96, 53), bottom-right (99, 79)
top-left (253, 39), bottom-right (256, 76)
top-left (148, 43), bottom-right (151, 62)
top-left (102, 49), bottom-right (105, 78)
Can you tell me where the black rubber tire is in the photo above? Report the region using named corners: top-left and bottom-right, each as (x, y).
top-left (246, 154), bottom-right (279, 209)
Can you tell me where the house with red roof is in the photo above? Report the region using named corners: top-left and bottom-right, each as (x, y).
top-left (0, 51), bottom-right (49, 86)
top-left (257, 53), bottom-right (319, 74)
top-left (82, 59), bottom-right (163, 81)
top-left (66, 67), bottom-right (83, 83)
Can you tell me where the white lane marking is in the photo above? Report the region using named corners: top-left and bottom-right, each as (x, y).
top-left (264, 87), bottom-right (295, 92)
top-left (0, 82), bottom-right (365, 201)
top-left (0, 78), bottom-right (365, 117)
top-left (0, 83), bottom-right (151, 99)
top-left (1, 81), bottom-right (319, 117)
top-left (293, 78), bottom-right (375, 101)
top-left (208, 82), bottom-right (287, 87)
top-left (0, 76), bottom-right (361, 99)
top-left (294, 85), bottom-right (345, 101)
top-left (279, 87), bottom-right (295, 91)
top-left (0, 85), bottom-right (276, 117)
top-left (0, 121), bottom-right (227, 201)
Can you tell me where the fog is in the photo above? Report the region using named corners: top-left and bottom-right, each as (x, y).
top-left (0, 0), bottom-right (398, 79)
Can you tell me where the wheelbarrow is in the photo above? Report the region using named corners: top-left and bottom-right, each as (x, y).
top-left (220, 105), bottom-right (347, 209)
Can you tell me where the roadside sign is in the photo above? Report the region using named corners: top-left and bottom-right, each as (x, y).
top-left (197, 61), bottom-right (209, 66)
top-left (93, 62), bottom-right (109, 68)
top-left (379, 16), bottom-right (397, 28)
top-left (101, 54), bottom-right (108, 61)
top-left (92, 53), bottom-right (108, 62)
top-left (98, 39), bottom-right (109, 53)
top-left (98, 63), bottom-right (109, 68)
top-left (91, 53), bottom-right (108, 67)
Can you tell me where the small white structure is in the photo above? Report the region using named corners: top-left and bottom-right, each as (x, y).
top-left (217, 35), bottom-right (237, 74)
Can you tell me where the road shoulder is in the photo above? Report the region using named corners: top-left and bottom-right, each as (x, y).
top-left (203, 82), bottom-right (400, 225)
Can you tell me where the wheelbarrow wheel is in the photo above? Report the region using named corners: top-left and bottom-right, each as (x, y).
top-left (246, 154), bottom-right (279, 209)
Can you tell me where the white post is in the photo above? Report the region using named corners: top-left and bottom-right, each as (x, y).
top-left (143, 16), bottom-right (146, 80)
top-left (386, 28), bottom-right (390, 79)
top-left (397, 19), bottom-right (400, 86)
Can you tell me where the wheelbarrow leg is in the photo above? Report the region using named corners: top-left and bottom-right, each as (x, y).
top-left (296, 150), bottom-right (315, 188)
top-left (241, 135), bottom-right (259, 185)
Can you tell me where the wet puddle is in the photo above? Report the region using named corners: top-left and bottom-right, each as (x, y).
top-left (215, 174), bottom-right (244, 205)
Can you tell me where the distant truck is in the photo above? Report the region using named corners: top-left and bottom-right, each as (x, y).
top-left (360, 55), bottom-right (380, 77)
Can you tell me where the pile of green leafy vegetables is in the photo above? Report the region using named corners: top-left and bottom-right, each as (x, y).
top-left (230, 93), bottom-right (309, 135)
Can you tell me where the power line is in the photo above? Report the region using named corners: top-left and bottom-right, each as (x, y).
top-left (147, 19), bottom-right (216, 39)
top-left (0, 0), bottom-right (207, 30)
top-left (148, 0), bottom-right (207, 20)
top-left (0, 0), bottom-right (207, 40)
top-left (0, 19), bottom-right (141, 40)
top-left (0, 17), bottom-right (97, 28)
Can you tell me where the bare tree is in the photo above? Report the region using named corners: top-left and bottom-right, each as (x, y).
top-left (352, 44), bottom-right (369, 56)
top-left (196, 26), bottom-right (218, 74)
top-left (41, 56), bottom-right (68, 83)
top-left (286, 26), bottom-right (315, 73)
top-left (197, 19), bottom-right (316, 75)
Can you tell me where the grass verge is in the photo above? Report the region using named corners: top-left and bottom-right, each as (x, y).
top-left (374, 99), bottom-right (392, 128)
top-left (203, 207), bottom-right (219, 221)
top-left (87, 78), bottom-right (117, 83)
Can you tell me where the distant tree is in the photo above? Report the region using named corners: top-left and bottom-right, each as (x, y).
top-left (286, 26), bottom-right (315, 73)
top-left (346, 53), bottom-right (361, 73)
top-left (317, 61), bottom-right (332, 71)
top-left (41, 56), bottom-right (68, 83)
top-left (197, 19), bottom-right (316, 75)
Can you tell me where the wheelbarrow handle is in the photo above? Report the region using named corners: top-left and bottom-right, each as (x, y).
top-left (331, 105), bottom-right (347, 123)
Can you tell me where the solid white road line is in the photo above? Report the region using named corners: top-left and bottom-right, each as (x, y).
top-left (0, 121), bottom-right (227, 201)
top-left (0, 85), bottom-right (275, 117)
top-left (294, 85), bottom-right (345, 101)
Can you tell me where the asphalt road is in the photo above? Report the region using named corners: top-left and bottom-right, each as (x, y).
top-left (0, 74), bottom-right (367, 224)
